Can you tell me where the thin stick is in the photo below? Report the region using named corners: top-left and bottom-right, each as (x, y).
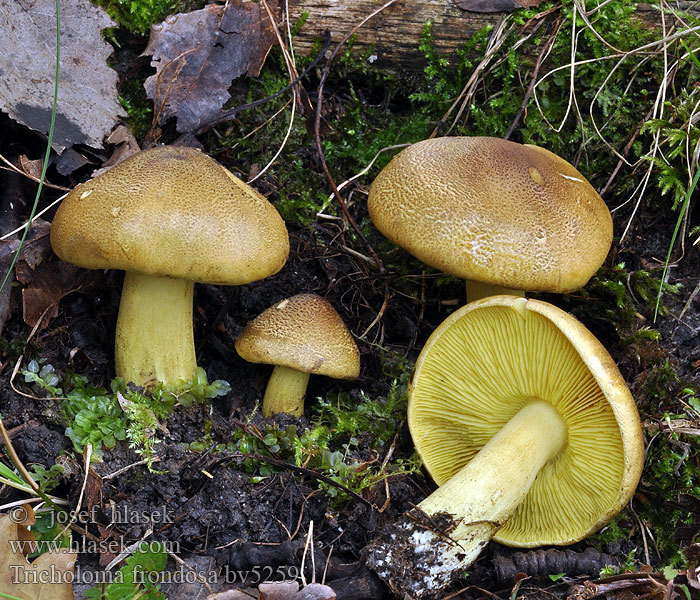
top-left (55, 442), bottom-right (93, 541)
top-left (0, 419), bottom-right (39, 493)
top-left (0, 154), bottom-right (70, 191)
top-left (505, 17), bottom-right (561, 140)
top-left (249, 0), bottom-right (298, 184)
top-left (0, 193), bottom-right (66, 240)
top-left (313, 1), bottom-right (397, 338)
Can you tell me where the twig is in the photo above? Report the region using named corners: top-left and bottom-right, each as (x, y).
top-left (313, 1), bottom-right (397, 338)
top-left (0, 419), bottom-right (39, 493)
top-left (55, 442), bottom-right (93, 541)
top-left (247, 0), bottom-right (302, 185)
top-left (505, 16), bottom-right (562, 140)
top-left (104, 529), bottom-right (154, 571)
top-left (0, 193), bottom-right (66, 240)
top-left (0, 153), bottom-right (70, 191)
top-left (102, 459), bottom-right (151, 480)
top-left (324, 143), bottom-right (409, 205)
top-left (568, 573), bottom-right (670, 600)
top-left (599, 113), bottom-right (649, 196)
top-left (212, 451), bottom-right (376, 509)
top-left (193, 32), bottom-right (331, 134)
top-left (300, 519), bottom-right (315, 586)
top-left (431, 15), bottom-right (515, 137)
top-left (167, 552), bottom-right (214, 593)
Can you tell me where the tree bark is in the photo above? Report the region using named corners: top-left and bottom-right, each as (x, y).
top-left (286, 1), bottom-right (699, 72)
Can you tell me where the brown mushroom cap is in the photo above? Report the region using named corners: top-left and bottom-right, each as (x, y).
top-left (368, 137), bottom-right (613, 293)
top-left (50, 146), bottom-right (289, 285)
top-left (235, 294), bottom-right (360, 379)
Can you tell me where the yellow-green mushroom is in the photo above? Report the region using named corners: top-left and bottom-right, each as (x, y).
top-left (50, 145), bottom-right (289, 388)
top-left (235, 294), bottom-right (360, 417)
top-left (366, 296), bottom-right (644, 599)
top-left (368, 137), bottom-right (613, 302)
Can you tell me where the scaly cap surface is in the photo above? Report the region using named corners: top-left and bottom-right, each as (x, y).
top-left (368, 137), bottom-right (612, 293)
top-left (235, 294), bottom-right (360, 379)
top-left (51, 146), bottom-right (289, 285)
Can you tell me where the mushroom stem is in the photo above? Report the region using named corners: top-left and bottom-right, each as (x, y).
top-left (420, 400), bottom-right (566, 542)
top-left (115, 272), bottom-right (196, 387)
top-left (465, 280), bottom-right (525, 303)
top-left (366, 400), bottom-right (567, 598)
top-left (262, 365), bottom-right (311, 417)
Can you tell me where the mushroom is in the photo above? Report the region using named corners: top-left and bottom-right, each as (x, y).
top-left (50, 146), bottom-right (289, 388)
top-left (365, 296), bottom-right (644, 599)
top-left (368, 137), bottom-right (613, 302)
top-left (235, 294), bottom-right (360, 417)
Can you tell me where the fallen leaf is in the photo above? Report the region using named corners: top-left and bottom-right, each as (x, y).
top-left (91, 125), bottom-right (141, 177)
top-left (143, 0), bottom-right (277, 133)
top-left (0, 0), bottom-right (125, 152)
top-left (55, 149), bottom-right (91, 176)
top-left (206, 591), bottom-right (251, 599)
top-left (18, 156), bottom-right (44, 180)
top-left (258, 581), bottom-right (336, 600)
top-left (0, 513), bottom-right (76, 600)
top-left (14, 227), bottom-right (85, 329)
top-left (258, 581), bottom-right (300, 599)
top-left (296, 583), bottom-right (336, 599)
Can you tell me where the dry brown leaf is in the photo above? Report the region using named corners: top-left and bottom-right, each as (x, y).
top-left (18, 156), bottom-right (44, 180)
top-left (14, 228), bottom-right (85, 329)
top-left (91, 125), bottom-right (142, 177)
top-left (205, 591), bottom-right (252, 599)
top-left (296, 583), bottom-right (336, 599)
top-left (143, 0), bottom-right (277, 133)
top-left (0, 0), bottom-right (125, 152)
top-left (258, 580), bottom-right (300, 598)
top-left (0, 514), bottom-right (76, 600)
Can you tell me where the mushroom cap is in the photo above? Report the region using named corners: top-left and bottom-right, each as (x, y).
top-left (235, 294), bottom-right (360, 379)
top-left (408, 295), bottom-right (644, 547)
top-left (368, 137), bottom-right (612, 293)
top-left (50, 146), bottom-right (289, 285)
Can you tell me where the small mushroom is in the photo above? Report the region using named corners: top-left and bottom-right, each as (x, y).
top-left (368, 137), bottom-right (613, 302)
top-left (50, 146), bottom-right (289, 387)
top-left (235, 294), bottom-right (360, 417)
top-left (365, 296), bottom-right (644, 599)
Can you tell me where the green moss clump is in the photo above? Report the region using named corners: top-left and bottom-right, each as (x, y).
top-left (118, 76), bottom-right (154, 140)
top-left (92, 0), bottom-right (183, 34)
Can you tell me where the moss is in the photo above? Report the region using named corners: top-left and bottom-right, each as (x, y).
top-left (91, 0), bottom-right (195, 34)
top-left (118, 76), bottom-right (154, 140)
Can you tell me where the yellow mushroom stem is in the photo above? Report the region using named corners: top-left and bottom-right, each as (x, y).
top-left (115, 272), bottom-right (197, 387)
top-left (416, 401), bottom-right (567, 567)
top-left (465, 280), bottom-right (525, 303)
top-left (262, 365), bottom-right (311, 417)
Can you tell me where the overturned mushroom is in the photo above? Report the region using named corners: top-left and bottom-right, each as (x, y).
top-left (368, 137), bottom-right (613, 302)
top-left (51, 146), bottom-right (289, 387)
top-left (365, 296), bottom-right (644, 599)
top-left (235, 294), bottom-right (360, 417)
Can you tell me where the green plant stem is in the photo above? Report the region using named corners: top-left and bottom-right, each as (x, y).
top-left (654, 167), bottom-right (700, 320)
top-left (0, 418), bottom-right (62, 512)
top-left (0, 592), bottom-right (27, 600)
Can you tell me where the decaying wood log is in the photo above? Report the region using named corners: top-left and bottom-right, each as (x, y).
top-left (288, 0), bottom-right (504, 72)
top-left (286, 1), bottom-right (700, 72)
